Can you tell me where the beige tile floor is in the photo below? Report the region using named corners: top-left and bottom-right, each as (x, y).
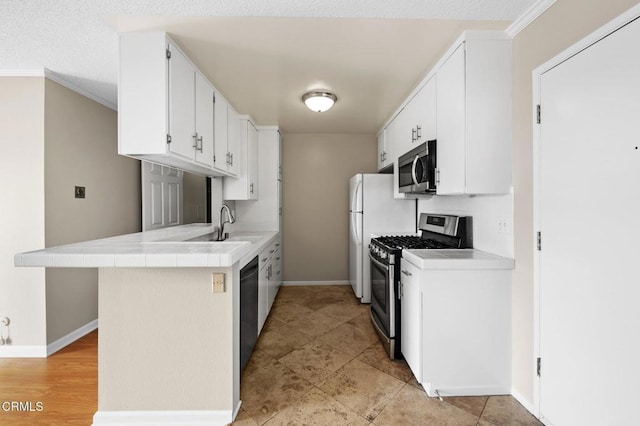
top-left (234, 285), bottom-right (542, 426)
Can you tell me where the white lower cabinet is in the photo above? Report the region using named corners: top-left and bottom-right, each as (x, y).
top-left (400, 260), bottom-right (422, 383)
top-left (257, 238), bottom-right (283, 333)
top-left (401, 258), bottom-right (511, 397)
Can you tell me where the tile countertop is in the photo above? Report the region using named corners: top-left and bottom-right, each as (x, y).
top-left (14, 224), bottom-right (279, 269)
top-left (402, 249), bottom-right (515, 270)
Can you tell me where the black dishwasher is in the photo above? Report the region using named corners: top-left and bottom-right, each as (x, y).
top-left (240, 256), bottom-right (259, 373)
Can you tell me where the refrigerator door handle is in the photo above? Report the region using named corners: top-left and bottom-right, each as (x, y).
top-left (351, 179), bottom-right (362, 213)
top-left (351, 213), bottom-right (362, 245)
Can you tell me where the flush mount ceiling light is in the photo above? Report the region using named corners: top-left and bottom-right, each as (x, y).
top-left (302, 91), bottom-right (337, 112)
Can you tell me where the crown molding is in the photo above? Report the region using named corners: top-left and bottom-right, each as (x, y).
top-left (0, 68), bottom-right (117, 111)
top-left (506, 0), bottom-right (557, 38)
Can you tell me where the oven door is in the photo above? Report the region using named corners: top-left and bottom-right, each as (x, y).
top-left (369, 252), bottom-right (395, 338)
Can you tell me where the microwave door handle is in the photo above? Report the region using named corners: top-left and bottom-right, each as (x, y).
top-left (411, 154), bottom-right (420, 186)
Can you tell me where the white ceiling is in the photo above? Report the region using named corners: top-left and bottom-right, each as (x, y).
top-left (1, 0), bottom-right (537, 134)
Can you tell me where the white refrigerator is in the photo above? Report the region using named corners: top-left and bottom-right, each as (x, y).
top-left (349, 173), bottom-right (416, 303)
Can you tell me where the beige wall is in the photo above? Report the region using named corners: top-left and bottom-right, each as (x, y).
top-left (511, 0), bottom-right (639, 403)
top-left (282, 133), bottom-right (377, 282)
top-left (44, 79), bottom-right (141, 344)
top-left (0, 78), bottom-right (47, 349)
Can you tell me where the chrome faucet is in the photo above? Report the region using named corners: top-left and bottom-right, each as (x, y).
top-left (217, 204), bottom-right (236, 241)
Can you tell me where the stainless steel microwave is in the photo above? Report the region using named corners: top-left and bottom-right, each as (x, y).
top-left (397, 140), bottom-right (437, 194)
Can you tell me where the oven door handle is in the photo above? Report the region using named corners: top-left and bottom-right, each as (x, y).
top-left (368, 251), bottom-right (390, 271)
top-left (411, 154), bottom-right (420, 186)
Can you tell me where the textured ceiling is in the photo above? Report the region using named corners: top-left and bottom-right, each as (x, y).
top-left (0, 0), bottom-right (536, 133)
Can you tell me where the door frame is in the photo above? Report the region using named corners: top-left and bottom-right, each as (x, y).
top-left (531, 3), bottom-right (640, 419)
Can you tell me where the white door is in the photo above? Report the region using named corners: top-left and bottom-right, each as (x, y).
top-left (142, 161), bottom-right (184, 231)
top-left (537, 17), bottom-right (640, 425)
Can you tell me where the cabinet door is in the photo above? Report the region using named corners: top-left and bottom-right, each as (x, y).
top-left (213, 93), bottom-right (228, 172)
top-left (167, 43), bottom-right (196, 161)
top-left (258, 263), bottom-right (269, 334)
top-left (436, 44), bottom-right (466, 194)
top-left (417, 77), bottom-right (437, 142)
top-left (227, 107), bottom-right (239, 176)
top-left (401, 261), bottom-right (422, 383)
top-left (393, 106), bottom-right (414, 160)
top-left (377, 131), bottom-right (386, 171)
top-left (194, 72), bottom-right (214, 168)
top-left (248, 121), bottom-right (259, 199)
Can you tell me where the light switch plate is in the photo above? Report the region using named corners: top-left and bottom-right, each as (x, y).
top-left (212, 273), bottom-right (225, 293)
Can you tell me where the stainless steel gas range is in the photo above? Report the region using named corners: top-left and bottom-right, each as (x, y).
top-left (368, 213), bottom-right (473, 359)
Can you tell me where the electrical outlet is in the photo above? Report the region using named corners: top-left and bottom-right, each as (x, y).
top-left (75, 186), bottom-right (86, 199)
top-left (497, 217), bottom-right (510, 234)
top-left (212, 273), bottom-right (225, 293)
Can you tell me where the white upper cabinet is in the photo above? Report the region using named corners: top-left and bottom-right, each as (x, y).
top-left (233, 128), bottom-right (282, 232)
top-left (213, 93), bottom-right (229, 172)
top-left (194, 72), bottom-right (215, 168)
top-left (435, 36), bottom-right (512, 195)
top-left (381, 31), bottom-right (512, 197)
top-left (377, 131), bottom-right (389, 172)
top-left (223, 118), bottom-right (258, 200)
top-left (212, 94), bottom-right (239, 176)
top-left (396, 77), bottom-right (437, 157)
top-left (227, 106), bottom-right (239, 176)
top-left (418, 76), bottom-right (437, 143)
top-left (436, 44), bottom-right (467, 194)
top-left (119, 32), bottom-right (235, 177)
top-left (167, 44), bottom-right (196, 161)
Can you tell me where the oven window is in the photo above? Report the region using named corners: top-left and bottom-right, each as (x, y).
top-left (370, 258), bottom-right (390, 336)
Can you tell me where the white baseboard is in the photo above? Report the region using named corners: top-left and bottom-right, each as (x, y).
top-left (511, 387), bottom-right (538, 419)
top-left (93, 410), bottom-right (233, 425)
top-left (425, 384), bottom-right (511, 398)
top-left (282, 280), bottom-right (349, 286)
top-left (0, 345), bottom-right (47, 358)
top-left (47, 319), bottom-right (98, 356)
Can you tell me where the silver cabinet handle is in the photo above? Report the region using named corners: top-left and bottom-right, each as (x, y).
top-left (416, 125), bottom-right (421, 140)
top-left (411, 127), bottom-right (417, 143)
top-left (193, 132), bottom-right (198, 149)
top-left (261, 258), bottom-right (267, 263)
top-left (269, 249), bottom-right (275, 254)
top-left (196, 135), bottom-right (203, 152)
top-left (250, 183), bottom-right (254, 194)
top-left (402, 270), bottom-right (412, 276)
top-left (436, 168), bottom-right (440, 185)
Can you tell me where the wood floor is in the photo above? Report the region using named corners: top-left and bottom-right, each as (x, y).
top-left (0, 330), bottom-right (97, 425)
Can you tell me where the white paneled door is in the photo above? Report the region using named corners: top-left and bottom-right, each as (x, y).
top-left (536, 16), bottom-right (640, 426)
top-left (142, 161), bottom-right (184, 231)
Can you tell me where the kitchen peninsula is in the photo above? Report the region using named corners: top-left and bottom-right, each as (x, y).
top-left (15, 224), bottom-right (280, 425)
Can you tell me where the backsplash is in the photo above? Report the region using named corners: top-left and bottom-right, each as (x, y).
top-left (417, 191), bottom-right (513, 257)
